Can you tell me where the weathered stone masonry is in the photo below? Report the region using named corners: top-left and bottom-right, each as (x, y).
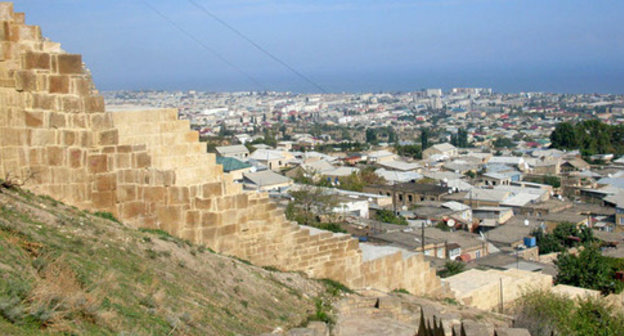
top-left (0, 2), bottom-right (446, 296)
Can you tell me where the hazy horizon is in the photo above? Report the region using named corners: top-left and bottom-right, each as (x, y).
top-left (12, 0), bottom-right (624, 95)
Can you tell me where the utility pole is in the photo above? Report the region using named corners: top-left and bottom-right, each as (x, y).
top-left (421, 220), bottom-right (425, 252)
top-left (499, 278), bottom-right (504, 313)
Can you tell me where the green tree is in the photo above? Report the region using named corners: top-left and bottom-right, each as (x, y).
top-left (550, 122), bottom-right (578, 150)
top-left (458, 128), bottom-right (468, 148)
top-left (421, 128), bottom-right (430, 149)
top-left (374, 209), bottom-right (408, 225)
top-left (550, 120), bottom-right (624, 156)
top-left (531, 221), bottom-right (590, 254)
top-left (395, 144), bottom-right (422, 159)
top-left (555, 245), bottom-right (622, 294)
top-left (337, 168), bottom-right (386, 192)
top-left (552, 222), bottom-right (580, 248)
top-left (341, 128), bottom-right (351, 141)
top-left (438, 261), bottom-right (465, 278)
top-left (286, 186), bottom-right (338, 226)
top-left (493, 137), bottom-right (516, 148)
top-left (365, 128), bottom-right (378, 144)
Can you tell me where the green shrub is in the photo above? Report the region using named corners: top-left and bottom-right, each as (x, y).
top-left (139, 228), bottom-right (188, 247)
top-left (319, 278), bottom-right (353, 296)
top-left (315, 222), bottom-right (347, 233)
top-left (392, 288), bottom-right (410, 294)
top-left (438, 261), bottom-right (465, 278)
top-left (375, 209), bottom-right (408, 225)
top-left (514, 290), bottom-right (624, 336)
top-left (93, 211), bottom-right (120, 224)
top-left (262, 265), bottom-right (280, 272)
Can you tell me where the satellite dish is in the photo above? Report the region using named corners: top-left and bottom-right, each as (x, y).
top-left (524, 219), bottom-right (529, 226)
top-left (447, 219), bottom-right (456, 227)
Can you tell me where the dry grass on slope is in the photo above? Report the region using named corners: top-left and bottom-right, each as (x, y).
top-left (0, 186), bottom-right (326, 335)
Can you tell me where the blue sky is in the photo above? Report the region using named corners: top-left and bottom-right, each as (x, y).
top-left (13, 0), bottom-right (624, 93)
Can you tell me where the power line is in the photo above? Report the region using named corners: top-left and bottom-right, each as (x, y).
top-left (140, 0), bottom-right (268, 91)
top-left (186, 0), bottom-right (328, 93)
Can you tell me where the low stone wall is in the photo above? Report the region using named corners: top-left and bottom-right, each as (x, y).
top-left (444, 269), bottom-right (553, 311)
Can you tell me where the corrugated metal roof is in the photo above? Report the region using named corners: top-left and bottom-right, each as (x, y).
top-left (216, 156), bottom-right (251, 172)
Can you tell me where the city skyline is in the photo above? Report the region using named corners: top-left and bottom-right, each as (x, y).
top-left (13, 0), bottom-right (624, 94)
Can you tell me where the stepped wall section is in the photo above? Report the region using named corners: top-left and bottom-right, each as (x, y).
top-left (0, 2), bottom-right (446, 296)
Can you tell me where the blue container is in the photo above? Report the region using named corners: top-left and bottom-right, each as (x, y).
top-left (358, 236), bottom-right (368, 242)
top-left (524, 236), bottom-right (536, 248)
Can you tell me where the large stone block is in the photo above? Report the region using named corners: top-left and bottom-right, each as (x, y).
top-left (89, 113), bottom-right (113, 130)
top-left (62, 130), bottom-right (77, 146)
top-left (144, 186), bottom-right (166, 203)
top-left (0, 3), bottom-right (14, 21)
top-left (13, 13), bottom-right (25, 24)
top-left (60, 96), bottom-right (83, 113)
top-left (120, 201), bottom-right (144, 219)
top-left (88, 154), bottom-right (108, 174)
top-left (116, 185), bottom-right (137, 202)
top-left (69, 114), bottom-right (87, 128)
top-left (168, 187), bottom-right (190, 205)
top-left (48, 112), bottom-right (66, 128)
top-left (31, 93), bottom-right (57, 110)
top-left (114, 153), bottom-right (131, 169)
top-left (95, 173), bottom-right (116, 191)
top-left (98, 129), bottom-right (118, 146)
top-left (71, 77), bottom-right (90, 96)
top-left (24, 110), bottom-right (44, 127)
top-left (157, 206), bottom-right (183, 230)
top-left (84, 95), bottom-right (104, 113)
top-left (201, 212), bottom-right (221, 227)
top-left (22, 52), bottom-right (50, 70)
top-left (48, 75), bottom-right (70, 93)
top-left (28, 129), bottom-right (56, 146)
top-left (134, 152), bottom-right (151, 168)
top-left (56, 54), bottom-right (82, 74)
top-left (14, 70), bottom-right (36, 91)
top-left (185, 210), bottom-right (200, 227)
top-left (92, 191), bottom-right (115, 208)
top-left (13, 24), bottom-right (41, 41)
top-left (46, 146), bottom-right (65, 166)
top-left (195, 197), bottom-right (212, 210)
top-left (202, 182), bottom-right (223, 197)
top-left (68, 148), bottom-right (83, 168)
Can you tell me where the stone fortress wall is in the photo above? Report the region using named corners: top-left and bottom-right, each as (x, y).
top-left (0, 3), bottom-right (446, 296)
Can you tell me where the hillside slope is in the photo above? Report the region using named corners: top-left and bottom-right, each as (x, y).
top-left (0, 185), bottom-right (327, 335)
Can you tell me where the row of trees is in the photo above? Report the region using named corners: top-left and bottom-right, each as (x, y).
top-left (395, 144), bottom-right (422, 159)
top-left (293, 167), bottom-right (386, 192)
top-left (365, 126), bottom-right (398, 144)
top-left (550, 120), bottom-right (624, 156)
top-left (449, 128), bottom-right (470, 148)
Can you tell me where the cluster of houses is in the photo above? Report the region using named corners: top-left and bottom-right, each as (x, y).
top-left (213, 140), bottom-right (624, 274)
